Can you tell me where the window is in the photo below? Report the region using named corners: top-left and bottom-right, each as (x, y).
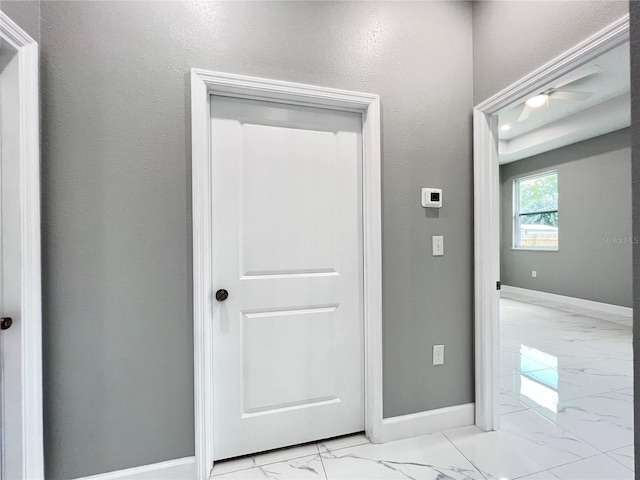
top-left (513, 171), bottom-right (558, 249)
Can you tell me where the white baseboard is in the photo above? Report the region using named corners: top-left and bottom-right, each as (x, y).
top-left (74, 457), bottom-right (196, 480)
top-left (72, 403), bottom-right (474, 480)
top-left (377, 403), bottom-right (474, 444)
top-left (502, 286), bottom-right (632, 318)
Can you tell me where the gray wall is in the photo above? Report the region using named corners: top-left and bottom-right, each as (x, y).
top-left (473, 0), bottom-right (629, 104)
top-left (629, 1), bottom-right (640, 474)
top-left (39, 2), bottom-right (474, 478)
top-left (500, 129), bottom-right (632, 307)
top-left (14, 1), bottom-right (636, 477)
top-left (0, 0), bottom-right (39, 43)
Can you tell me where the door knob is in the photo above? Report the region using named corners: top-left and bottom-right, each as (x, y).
top-left (1, 317), bottom-right (12, 330)
top-left (216, 289), bottom-right (229, 302)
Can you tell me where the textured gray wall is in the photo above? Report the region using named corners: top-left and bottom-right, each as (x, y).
top-left (629, 1), bottom-right (640, 474)
top-left (473, 1), bottom-right (629, 104)
top-left (0, 0), bottom-right (39, 43)
top-left (39, 2), bottom-right (474, 478)
top-left (500, 129), bottom-right (632, 307)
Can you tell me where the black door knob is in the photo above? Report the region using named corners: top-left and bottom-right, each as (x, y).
top-left (216, 289), bottom-right (229, 302)
top-left (1, 317), bottom-right (12, 330)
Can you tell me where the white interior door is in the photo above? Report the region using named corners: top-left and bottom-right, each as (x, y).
top-left (210, 95), bottom-right (364, 460)
top-left (1, 38), bottom-right (23, 480)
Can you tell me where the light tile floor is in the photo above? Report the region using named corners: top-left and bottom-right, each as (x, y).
top-left (212, 292), bottom-right (634, 479)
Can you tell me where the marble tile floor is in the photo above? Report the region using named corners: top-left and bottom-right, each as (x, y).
top-left (211, 293), bottom-right (634, 480)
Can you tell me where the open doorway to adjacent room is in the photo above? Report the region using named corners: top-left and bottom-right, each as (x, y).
top-left (496, 39), bottom-right (634, 476)
top-left (471, 17), bottom-right (633, 480)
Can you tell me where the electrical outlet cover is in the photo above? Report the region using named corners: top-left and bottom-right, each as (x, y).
top-left (433, 344), bottom-right (444, 365)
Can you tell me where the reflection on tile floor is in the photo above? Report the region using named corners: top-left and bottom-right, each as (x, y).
top-left (212, 292), bottom-right (634, 479)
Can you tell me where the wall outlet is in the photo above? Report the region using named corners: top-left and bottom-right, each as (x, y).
top-left (532, 271), bottom-right (537, 278)
top-left (433, 344), bottom-right (444, 365)
top-left (432, 236), bottom-right (444, 256)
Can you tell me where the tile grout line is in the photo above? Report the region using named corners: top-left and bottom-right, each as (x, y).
top-left (524, 401), bottom-right (629, 455)
top-left (500, 386), bottom-right (632, 420)
top-left (212, 450), bottom-right (320, 477)
top-left (440, 430), bottom-right (491, 480)
top-left (442, 424), bottom-right (628, 480)
top-left (603, 454), bottom-right (636, 474)
top-left (510, 451), bottom-right (614, 480)
top-left (211, 436), bottom-right (372, 478)
top-left (315, 442), bottom-right (329, 480)
top-left (602, 445), bottom-right (635, 473)
top-left (500, 296), bottom-right (634, 479)
top-left (499, 390), bottom-right (532, 415)
top-left (499, 364), bottom-right (632, 380)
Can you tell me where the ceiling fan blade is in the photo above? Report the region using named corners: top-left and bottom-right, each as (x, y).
top-left (517, 105), bottom-right (532, 122)
top-left (553, 64), bottom-right (601, 89)
top-left (550, 90), bottom-right (593, 101)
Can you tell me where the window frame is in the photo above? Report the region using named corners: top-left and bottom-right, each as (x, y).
top-left (512, 170), bottom-right (559, 251)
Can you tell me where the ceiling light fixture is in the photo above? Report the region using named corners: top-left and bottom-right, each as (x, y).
top-left (525, 93), bottom-right (549, 109)
top-left (500, 124), bottom-right (511, 132)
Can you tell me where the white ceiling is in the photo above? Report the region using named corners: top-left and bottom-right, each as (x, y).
top-left (498, 42), bottom-right (630, 164)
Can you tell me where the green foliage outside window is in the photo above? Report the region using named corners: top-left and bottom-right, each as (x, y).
top-left (518, 173), bottom-right (558, 227)
top-left (515, 171), bottom-right (558, 249)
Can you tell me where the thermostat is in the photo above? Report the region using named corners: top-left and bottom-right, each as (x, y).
top-left (422, 188), bottom-right (442, 208)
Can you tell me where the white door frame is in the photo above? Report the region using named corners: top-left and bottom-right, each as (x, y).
top-left (0, 11), bottom-right (43, 479)
top-left (190, 69), bottom-right (383, 479)
top-left (473, 14), bottom-right (630, 431)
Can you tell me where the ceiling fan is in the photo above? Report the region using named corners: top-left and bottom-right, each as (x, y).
top-left (517, 64), bottom-right (600, 122)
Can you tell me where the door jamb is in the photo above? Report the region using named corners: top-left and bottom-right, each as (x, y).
top-left (190, 69), bottom-right (383, 479)
top-left (473, 14), bottom-right (630, 432)
top-left (0, 11), bottom-right (43, 479)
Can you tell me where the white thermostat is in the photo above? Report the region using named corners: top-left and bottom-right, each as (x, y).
top-left (422, 188), bottom-right (442, 208)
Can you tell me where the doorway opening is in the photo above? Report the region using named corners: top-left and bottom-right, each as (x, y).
top-left (473, 13), bottom-right (633, 480)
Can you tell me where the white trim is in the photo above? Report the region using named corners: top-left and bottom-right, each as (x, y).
top-left (378, 403), bottom-right (475, 443)
top-left (0, 12), bottom-right (43, 479)
top-left (474, 15), bottom-right (629, 115)
top-left (191, 70), bottom-right (383, 480)
top-left (473, 109), bottom-right (501, 432)
top-left (502, 286), bottom-right (632, 318)
top-left (73, 457), bottom-right (196, 480)
top-left (473, 14), bottom-right (629, 433)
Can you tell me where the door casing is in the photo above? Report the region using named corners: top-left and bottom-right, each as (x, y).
top-left (473, 14), bottom-right (630, 432)
top-left (0, 11), bottom-right (43, 480)
top-left (190, 69), bottom-right (383, 480)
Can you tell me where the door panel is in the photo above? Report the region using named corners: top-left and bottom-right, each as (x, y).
top-left (211, 96), bottom-right (364, 460)
top-left (243, 306), bottom-right (338, 414)
top-left (241, 123), bottom-right (338, 276)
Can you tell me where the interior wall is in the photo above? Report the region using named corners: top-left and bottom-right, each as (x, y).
top-left (472, 0), bottom-right (629, 104)
top-left (0, 0), bottom-right (40, 43)
top-left (39, 2), bottom-right (474, 478)
top-left (629, 0), bottom-right (640, 474)
top-left (500, 129), bottom-right (632, 307)
top-left (12, 1), bottom-right (637, 477)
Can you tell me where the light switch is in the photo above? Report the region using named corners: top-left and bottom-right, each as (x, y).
top-left (432, 236), bottom-right (444, 256)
